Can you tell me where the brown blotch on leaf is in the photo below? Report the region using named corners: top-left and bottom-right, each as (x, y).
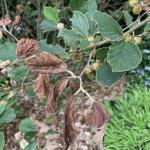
top-left (16, 38), bottom-right (39, 58)
top-left (26, 52), bottom-right (67, 74)
top-left (64, 95), bottom-right (78, 149)
top-left (34, 73), bottom-right (51, 97)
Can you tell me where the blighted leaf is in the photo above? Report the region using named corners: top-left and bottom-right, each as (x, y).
top-left (26, 52), bottom-right (67, 74)
top-left (64, 95), bottom-right (78, 149)
top-left (107, 41), bottom-right (142, 72)
top-left (16, 38), bottom-right (39, 58)
top-left (93, 11), bottom-right (123, 41)
top-left (86, 101), bottom-right (109, 129)
top-left (55, 78), bottom-right (69, 96)
top-left (0, 17), bottom-right (11, 27)
top-left (34, 73), bottom-right (51, 97)
top-left (92, 101), bottom-right (109, 128)
top-left (0, 131), bottom-right (5, 150)
top-left (96, 62), bottom-right (124, 87)
top-left (46, 78), bottom-right (69, 113)
top-left (70, 11), bottom-right (89, 36)
top-left (43, 6), bottom-right (60, 23)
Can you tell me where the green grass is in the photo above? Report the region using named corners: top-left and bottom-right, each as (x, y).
top-left (104, 85), bottom-right (150, 150)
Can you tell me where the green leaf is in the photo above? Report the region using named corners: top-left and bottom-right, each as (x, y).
top-left (0, 43), bottom-right (16, 61)
top-left (70, 11), bottom-right (89, 36)
top-left (96, 61), bottom-right (124, 87)
top-left (43, 6), bottom-right (60, 23)
top-left (39, 40), bottom-right (69, 59)
top-left (107, 41), bottom-right (142, 72)
top-left (7, 66), bottom-right (29, 82)
top-left (40, 20), bottom-right (57, 32)
top-left (58, 28), bottom-right (86, 48)
top-left (0, 131), bottom-right (5, 150)
top-left (85, 11), bottom-right (98, 35)
top-left (123, 11), bottom-right (133, 28)
top-left (19, 118), bottom-right (35, 134)
top-left (144, 22), bottom-right (150, 32)
top-left (93, 11), bottom-right (123, 41)
top-left (70, 0), bottom-right (97, 13)
top-left (96, 47), bottom-right (108, 62)
top-left (0, 102), bottom-right (7, 115)
top-left (0, 108), bottom-right (16, 125)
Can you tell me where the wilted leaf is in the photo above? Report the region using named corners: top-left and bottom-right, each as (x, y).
top-left (34, 73), bottom-right (51, 97)
top-left (0, 17), bottom-right (11, 27)
top-left (64, 95), bottom-right (77, 149)
top-left (26, 52), bottom-right (67, 74)
top-left (16, 38), bottom-right (39, 58)
top-left (55, 78), bottom-right (69, 96)
top-left (86, 101), bottom-right (109, 129)
top-left (46, 78), bottom-right (69, 113)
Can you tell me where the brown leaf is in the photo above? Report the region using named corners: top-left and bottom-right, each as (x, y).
top-left (12, 16), bottom-right (21, 27)
top-left (16, 38), bottom-right (39, 58)
top-left (34, 73), bottom-right (51, 97)
top-left (92, 101), bottom-right (109, 128)
top-left (64, 95), bottom-right (78, 149)
top-left (55, 78), bottom-right (69, 96)
top-left (0, 17), bottom-right (11, 27)
top-left (86, 102), bottom-right (109, 129)
top-left (16, 4), bottom-right (24, 14)
top-left (46, 78), bottom-right (69, 113)
top-left (26, 52), bottom-right (67, 74)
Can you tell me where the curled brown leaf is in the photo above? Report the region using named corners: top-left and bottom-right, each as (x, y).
top-left (0, 17), bottom-right (11, 27)
top-left (12, 16), bottom-right (21, 27)
top-left (46, 78), bottom-right (69, 113)
top-left (26, 52), bottom-right (67, 74)
top-left (86, 101), bottom-right (109, 129)
top-left (34, 73), bottom-right (51, 97)
top-left (16, 38), bottom-right (39, 58)
top-left (64, 95), bottom-right (78, 149)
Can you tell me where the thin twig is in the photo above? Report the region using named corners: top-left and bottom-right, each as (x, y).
top-left (2, 27), bottom-right (18, 41)
top-left (80, 49), bottom-right (95, 77)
